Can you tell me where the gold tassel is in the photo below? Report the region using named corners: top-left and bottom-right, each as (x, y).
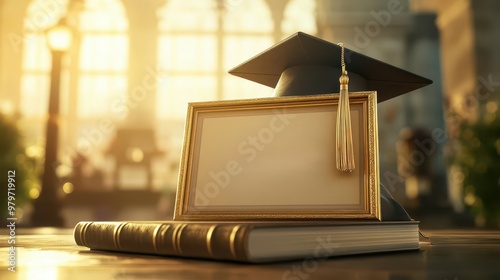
top-left (336, 43), bottom-right (355, 172)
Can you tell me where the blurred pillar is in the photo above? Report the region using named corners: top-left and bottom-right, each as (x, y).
top-left (31, 49), bottom-right (65, 227)
top-left (435, 0), bottom-right (477, 122)
top-left (31, 19), bottom-right (73, 227)
top-left (436, 0), bottom-right (500, 119)
top-left (403, 13), bottom-right (448, 209)
top-left (31, 18), bottom-right (73, 227)
top-left (122, 0), bottom-right (164, 129)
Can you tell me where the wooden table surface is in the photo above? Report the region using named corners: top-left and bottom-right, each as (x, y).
top-left (1, 228), bottom-right (499, 280)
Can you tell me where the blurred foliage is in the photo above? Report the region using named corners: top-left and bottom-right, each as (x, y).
top-left (449, 106), bottom-right (500, 228)
top-left (0, 114), bottom-right (38, 223)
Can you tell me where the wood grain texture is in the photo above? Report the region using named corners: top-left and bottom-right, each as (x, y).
top-left (1, 228), bottom-right (500, 280)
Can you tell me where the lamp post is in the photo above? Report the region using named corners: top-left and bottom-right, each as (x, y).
top-left (31, 19), bottom-right (72, 227)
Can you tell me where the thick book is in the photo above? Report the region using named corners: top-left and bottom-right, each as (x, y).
top-left (74, 221), bottom-right (419, 263)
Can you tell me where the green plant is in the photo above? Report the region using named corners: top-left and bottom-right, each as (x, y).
top-left (451, 109), bottom-right (500, 228)
top-left (0, 113), bottom-right (37, 224)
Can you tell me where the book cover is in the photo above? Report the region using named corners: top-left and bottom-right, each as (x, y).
top-left (74, 220), bottom-right (419, 263)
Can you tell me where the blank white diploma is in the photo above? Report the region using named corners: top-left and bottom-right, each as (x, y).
top-left (189, 103), bottom-right (364, 211)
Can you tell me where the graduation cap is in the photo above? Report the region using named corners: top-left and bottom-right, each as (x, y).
top-left (228, 32), bottom-right (432, 221)
top-left (228, 32), bottom-right (432, 102)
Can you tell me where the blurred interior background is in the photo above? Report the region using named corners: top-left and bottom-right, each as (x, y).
top-left (1, 0), bottom-right (499, 229)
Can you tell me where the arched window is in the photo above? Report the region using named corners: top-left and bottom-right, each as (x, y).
top-left (282, 0), bottom-right (317, 37)
top-left (21, 0), bottom-right (69, 142)
top-left (156, 0), bottom-right (274, 120)
top-left (222, 0), bottom-right (274, 100)
top-left (157, 0), bottom-right (218, 119)
top-left (20, 0), bottom-right (128, 147)
top-left (77, 0), bottom-right (128, 119)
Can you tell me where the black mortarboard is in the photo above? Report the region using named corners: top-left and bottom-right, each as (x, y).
top-left (229, 32), bottom-right (432, 102)
top-left (228, 32), bottom-right (433, 221)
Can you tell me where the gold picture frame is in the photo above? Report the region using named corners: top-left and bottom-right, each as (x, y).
top-left (174, 92), bottom-right (380, 221)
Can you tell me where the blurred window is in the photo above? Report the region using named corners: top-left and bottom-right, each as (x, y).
top-left (156, 0), bottom-right (274, 120)
top-left (21, 0), bottom-right (68, 118)
top-left (20, 0), bottom-right (128, 121)
top-left (282, 0), bottom-right (317, 36)
top-left (77, 0), bottom-right (128, 119)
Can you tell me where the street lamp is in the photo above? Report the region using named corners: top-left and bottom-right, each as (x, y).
top-left (31, 19), bottom-right (72, 227)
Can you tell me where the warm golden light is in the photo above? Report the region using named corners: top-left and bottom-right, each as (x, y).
top-left (56, 164), bottom-right (72, 179)
top-left (46, 21), bottom-right (72, 52)
top-left (0, 100), bottom-right (13, 115)
top-left (464, 192), bottom-right (476, 206)
top-left (126, 147), bottom-right (144, 163)
top-left (29, 188), bottom-right (40, 199)
top-left (24, 266), bottom-right (58, 280)
top-left (25, 145), bottom-right (44, 158)
top-left (62, 182), bottom-right (74, 194)
top-left (20, 251), bottom-right (80, 280)
top-left (486, 101), bottom-right (498, 113)
top-left (405, 176), bottom-right (419, 199)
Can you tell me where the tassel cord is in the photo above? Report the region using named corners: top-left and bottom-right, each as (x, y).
top-left (336, 42), bottom-right (355, 172)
